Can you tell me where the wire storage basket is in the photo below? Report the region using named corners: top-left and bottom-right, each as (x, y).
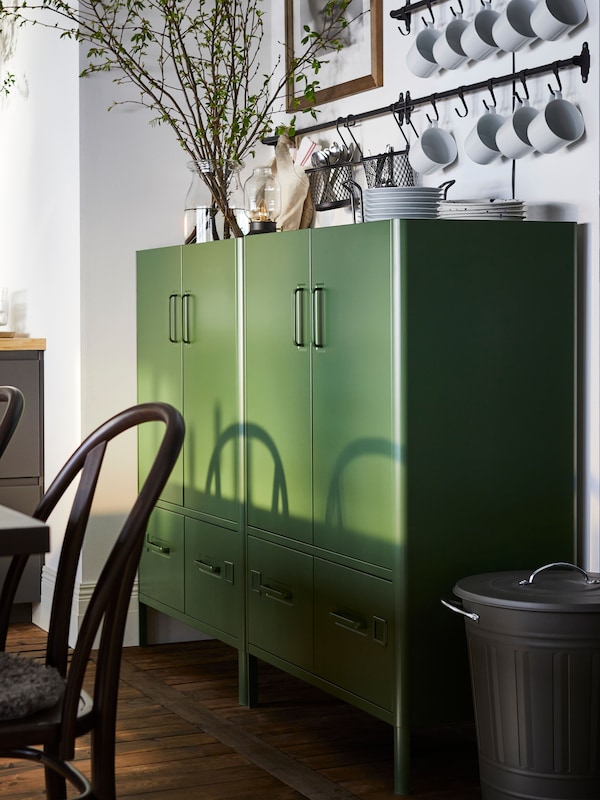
top-left (306, 163), bottom-right (354, 211)
top-left (361, 149), bottom-right (420, 189)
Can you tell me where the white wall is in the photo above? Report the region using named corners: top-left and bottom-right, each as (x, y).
top-left (0, 0), bottom-right (597, 642)
top-left (0, 23), bottom-right (81, 564)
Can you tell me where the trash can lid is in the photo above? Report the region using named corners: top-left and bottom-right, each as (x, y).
top-left (454, 562), bottom-right (600, 612)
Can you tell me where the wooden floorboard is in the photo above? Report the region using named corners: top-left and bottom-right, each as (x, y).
top-left (1, 623), bottom-right (482, 798)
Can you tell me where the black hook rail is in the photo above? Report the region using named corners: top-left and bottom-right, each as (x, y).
top-left (263, 43), bottom-right (590, 145)
top-left (391, 0), bottom-right (477, 35)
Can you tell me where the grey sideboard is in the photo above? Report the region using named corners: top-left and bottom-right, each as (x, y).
top-left (0, 338), bottom-right (45, 612)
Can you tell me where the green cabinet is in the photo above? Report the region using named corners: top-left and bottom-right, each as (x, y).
top-left (245, 227), bottom-right (396, 567)
top-left (138, 219), bottom-right (578, 794)
top-left (137, 240), bottom-right (243, 646)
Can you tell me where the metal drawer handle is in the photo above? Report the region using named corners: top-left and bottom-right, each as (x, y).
top-left (312, 286), bottom-right (325, 349)
top-left (261, 583), bottom-right (292, 602)
top-left (518, 562), bottom-right (600, 586)
top-left (293, 287), bottom-right (306, 347)
top-left (441, 598), bottom-right (479, 623)
top-left (146, 537), bottom-right (170, 555)
top-left (168, 293), bottom-right (179, 343)
top-left (329, 611), bottom-right (368, 635)
top-left (182, 292), bottom-right (191, 344)
top-left (194, 558), bottom-right (221, 575)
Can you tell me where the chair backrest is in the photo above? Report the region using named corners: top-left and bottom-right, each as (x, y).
top-left (0, 386), bottom-right (24, 462)
top-left (0, 401), bottom-right (184, 762)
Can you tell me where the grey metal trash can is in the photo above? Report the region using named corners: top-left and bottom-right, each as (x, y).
top-left (443, 562), bottom-right (600, 800)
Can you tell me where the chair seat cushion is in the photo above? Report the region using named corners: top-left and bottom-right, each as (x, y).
top-left (0, 652), bottom-right (64, 720)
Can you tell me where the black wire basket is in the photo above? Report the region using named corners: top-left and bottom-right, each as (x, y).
top-left (361, 149), bottom-right (419, 189)
top-left (306, 163), bottom-right (354, 211)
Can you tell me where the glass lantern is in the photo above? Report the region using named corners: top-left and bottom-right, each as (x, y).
top-left (244, 166), bottom-right (281, 234)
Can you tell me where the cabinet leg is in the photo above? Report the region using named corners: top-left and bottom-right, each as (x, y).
top-left (238, 650), bottom-right (258, 707)
top-left (138, 602), bottom-right (149, 647)
top-left (393, 724), bottom-right (410, 795)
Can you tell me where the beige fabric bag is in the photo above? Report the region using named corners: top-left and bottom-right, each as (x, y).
top-left (272, 135), bottom-right (314, 231)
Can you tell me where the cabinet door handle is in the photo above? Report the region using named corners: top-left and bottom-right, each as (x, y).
top-left (312, 286), bottom-right (325, 349)
top-left (293, 287), bottom-right (306, 347)
top-left (182, 293), bottom-right (192, 344)
top-left (261, 583), bottom-right (292, 603)
top-left (168, 293), bottom-right (179, 343)
top-left (146, 536), bottom-right (170, 555)
top-left (194, 558), bottom-right (221, 575)
top-left (329, 610), bottom-right (368, 636)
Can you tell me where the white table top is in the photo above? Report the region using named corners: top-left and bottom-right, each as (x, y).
top-left (0, 504), bottom-right (49, 556)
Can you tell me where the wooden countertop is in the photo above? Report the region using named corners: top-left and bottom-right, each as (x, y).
top-left (0, 337), bottom-right (46, 351)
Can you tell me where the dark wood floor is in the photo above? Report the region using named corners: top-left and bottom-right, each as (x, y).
top-left (0, 623), bottom-right (482, 799)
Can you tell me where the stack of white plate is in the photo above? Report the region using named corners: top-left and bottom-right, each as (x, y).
top-left (438, 199), bottom-right (526, 221)
top-left (363, 187), bottom-right (441, 221)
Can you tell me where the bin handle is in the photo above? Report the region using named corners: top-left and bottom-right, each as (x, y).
top-left (441, 597), bottom-right (479, 622)
top-left (518, 562), bottom-right (600, 586)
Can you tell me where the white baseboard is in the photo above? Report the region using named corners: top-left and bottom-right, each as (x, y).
top-left (33, 565), bottom-right (141, 648)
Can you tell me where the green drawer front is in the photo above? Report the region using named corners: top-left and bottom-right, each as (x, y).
top-left (139, 507), bottom-right (184, 613)
top-left (247, 537), bottom-right (313, 671)
top-left (185, 519), bottom-right (242, 638)
top-left (314, 559), bottom-right (394, 711)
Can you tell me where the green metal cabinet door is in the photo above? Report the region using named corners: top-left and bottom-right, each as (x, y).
top-left (185, 519), bottom-right (242, 638)
top-left (247, 536), bottom-right (314, 671)
top-left (245, 231), bottom-right (312, 543)
top-left (311, 223), bottom-right (397, 568)
top-left (137, 247), bottom-right (183, 506)
top-left (314, 558), bottom-right (394, 711)
top-left (182, 241), bottom-right (240, 522)
top-left (139, 506), bottom-right (185, 613)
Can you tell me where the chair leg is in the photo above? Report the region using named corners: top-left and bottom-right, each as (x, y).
top-left (44, 757), bottom-right (67, 800)
top-left (91, 726), bottom-right (116, 800)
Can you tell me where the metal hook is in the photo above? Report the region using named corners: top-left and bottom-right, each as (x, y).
top-left (335, 117), bottom-right (349, 149)
top-left (392, 94), bottom-right (411, 148)
top-left (426, 94), bottom-right (440, 125)
top-left (482, 80), bottom-right (497, 111)
top-left (454, 88), bottom-right (468, 118)
top-left (404, 91), bottom-right (419, 138)
top-left (548, 63), bottom-right (562, 95)
top-left (450, 0), bottom-right (464, 17)
top-left (344, 115), bottom-right (362, 159)
top-left (421, 1), bottom-right (435, 27)
top-left (514, 71), bottom-right (530, 105)
top-left (480, 0), bottom-right (492, 5)
top-left (397, 8), bottom-right (411, 36)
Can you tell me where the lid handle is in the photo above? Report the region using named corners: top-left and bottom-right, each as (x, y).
top-left (441, 597), bottom-right (479, 622)
top-left (518, 562), bottom-right (600, 586)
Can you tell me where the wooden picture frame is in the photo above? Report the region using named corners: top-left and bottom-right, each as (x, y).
top-left (285, 0), bottom-right (383, 111)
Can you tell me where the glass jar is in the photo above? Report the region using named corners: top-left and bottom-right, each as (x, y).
top-left (226, 162), bottom-right (250, 237)
top-left (244, 166), bottom-right (281, 234)
top-left (184, 160), bottom-right (217, 244)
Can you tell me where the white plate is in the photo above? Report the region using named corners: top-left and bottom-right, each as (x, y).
top-left (439, 201), bottom-right (524, 211)
top-left (365, 200), bottom-right (441, 207)
top-left (365, 212), bottom-right (439, 220)
top-left (364, 188), bottom-right (442, 198)
top-left (439, 214), bottom-right (524, 221)
top-left (365, 200), bottom-right (440, 208)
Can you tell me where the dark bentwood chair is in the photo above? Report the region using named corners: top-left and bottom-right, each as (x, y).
top-left (0, 385), bottom-right (25, 461)
top-left (0, 401), bottom-right (185, 799)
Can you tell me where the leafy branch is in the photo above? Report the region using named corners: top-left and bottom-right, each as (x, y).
top-left (0, 0), bottom-right (361, 237)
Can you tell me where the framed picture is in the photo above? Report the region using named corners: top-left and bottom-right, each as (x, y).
top-left (285, 0), bottom-right (383, 111)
